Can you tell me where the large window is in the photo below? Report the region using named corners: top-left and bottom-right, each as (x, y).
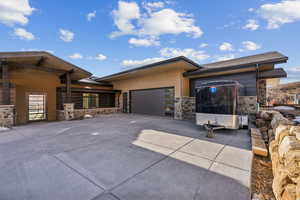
top-left (83, 93), bottom-right (99, 109)
top-left (57, 89), bottom-right (115, 110)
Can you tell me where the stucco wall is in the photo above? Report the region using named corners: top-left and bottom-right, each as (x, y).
top-left (112, 68), bottom-right (188, 110)
top-left (8, 68), bottom-right (112, 124)
top-left (10, 68), bottom-right (61, 124)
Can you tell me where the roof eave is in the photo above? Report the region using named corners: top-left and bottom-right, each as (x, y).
top-left (96, 56), bottom-right (202, 81)
top-left (183, 56), bottom-right (288, 77)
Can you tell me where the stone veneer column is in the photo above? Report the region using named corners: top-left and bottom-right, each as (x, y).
top-left (174, 97), bottom-right (183, 120)
top-left (0, 105), bottom-right (15, 128)
top-left (63, 103), bottom-right (74, 120)
top-left (258, 79), bottom-right (267, 106)
top-left (238, 96), bottom-right (258, 115)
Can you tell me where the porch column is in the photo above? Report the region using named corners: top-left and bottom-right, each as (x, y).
top-left (66, 71), bottom-right (71, 103)
top-left (63, 71), bottom-right (74, 120)
top-left (0, 61), bottom-right (15, 127)
top-left (1, 61), bottom-right (10, 105)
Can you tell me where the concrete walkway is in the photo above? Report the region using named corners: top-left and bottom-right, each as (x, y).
top-left (0, 114), bottom-right (252, 200)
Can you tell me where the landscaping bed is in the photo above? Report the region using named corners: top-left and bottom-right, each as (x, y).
top-left (251, 155), bottom-right (275, 200)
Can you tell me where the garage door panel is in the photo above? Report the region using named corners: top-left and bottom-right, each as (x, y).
top-left (130, 88), bottom-right (174, 116)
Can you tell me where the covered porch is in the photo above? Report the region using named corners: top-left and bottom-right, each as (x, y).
top-left (0, 51), bottom-right (119, 127)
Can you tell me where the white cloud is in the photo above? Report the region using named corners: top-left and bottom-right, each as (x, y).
top-left (258, 0), bottom-right (300, 29)
top-left (87, 54), bottom-right (107, 61)
top-left (160, 47), bottom-right (210, 62)
top-left (111, 1), bottom-right (140, 38)
top-left (242, 41), bottom-right (261, 51)
top-left (199, 43), bottom-right (208, 48)
top-left (143, 1), bottom-right (165, 13)
top-left (59, 29), bottom-right (74, 42)
top-left (14, 28), bottom-right (35, 40)
top-left (248, 8), bottom-right (255, 12)
top-left (69, 53), bottom-right (83, 59)
top-left (87, 11), bottom-right (96, 21)
top-left (129, 37), bottom-right (160, 47)
top-left (215, 54), bottom-right (235, 62)
top-left (121, 57), bottom-right (164, 67)
top-left (0, 0), bottom-right (35, 26)
top-left (243, 19), bottom-right (259, 31)
top-left (121, 46), bottom-right (210, 68)
top-left (219, 42), bottom-right (234, 51)
top-left (146, 2), bottom-right (165, 9)
top-left (139, 8), bottom-right (202, 38)
top-left (111, 1), bottom-right (203, 39)
top-left (94, 54), bottom-right (107, 61)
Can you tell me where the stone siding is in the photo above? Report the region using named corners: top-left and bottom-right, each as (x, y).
top-left (175, 97), bottom-right (195, 120)
top-left (259, 110), bottom-right (300, 200)
top-left (57, 107), bottom-right (121, 121)
top-left (258, 79), bottom-right (267, 106)
top-left (63, 103), bottom-right (74, 121)
top-left (0, 105), bottom-right (15, 127)
top-left (238, 96), bottom-right (258, 115)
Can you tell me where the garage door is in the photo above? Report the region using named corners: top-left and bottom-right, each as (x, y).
top-left (130, 87), bottom-right (174, 116)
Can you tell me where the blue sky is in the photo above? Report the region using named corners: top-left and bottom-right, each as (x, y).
top-left (0, 0), bottom-right (300, 83)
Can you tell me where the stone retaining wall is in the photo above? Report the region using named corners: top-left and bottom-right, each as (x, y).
top-left (0, 105), bottom-right (15, 127)
top-left (57, 107), bottom-right (121, 121)
top-left (259, 110), bottom-right (300, 200)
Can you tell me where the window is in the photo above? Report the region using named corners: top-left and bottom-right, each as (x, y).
top-left (56, 88), bottom-right (116, 110)
top-left (83, 93), bottom-right (99, 109)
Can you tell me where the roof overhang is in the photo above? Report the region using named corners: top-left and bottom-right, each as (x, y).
top-left (96, 56), bottom-right (202, 82)
top-left (0, 51), bottom-right (92, 80)
top-left (184, 51), bottom-right (288, 78)
top-left (258, 68), bottom-right (287, 79)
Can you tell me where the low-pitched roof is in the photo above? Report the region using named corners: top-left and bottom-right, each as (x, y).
top-left (258, 68), bottom-right (287, 79)
top-left (0, 51), bottom-right (92, 80)
top-left (96, 56), bottom-right (202, 81)
top-left (184, 51), bottom-right (288, 77)
top-left (78, 77), bottom-right (113, 86)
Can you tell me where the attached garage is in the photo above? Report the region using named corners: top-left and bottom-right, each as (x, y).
top-left (130, 87), bottom-right (174, 117)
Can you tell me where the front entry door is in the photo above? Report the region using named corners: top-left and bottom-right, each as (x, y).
top-left (28, 93), bottom-right (47, 121)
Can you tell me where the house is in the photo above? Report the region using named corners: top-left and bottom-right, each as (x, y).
top-left (267, 81), bottom-right (300, 105)
top-left (0, 51), bottom-right (288, 126)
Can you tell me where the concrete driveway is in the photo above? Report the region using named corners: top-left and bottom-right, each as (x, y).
top-left (0, 114), bottom-right (252, 200)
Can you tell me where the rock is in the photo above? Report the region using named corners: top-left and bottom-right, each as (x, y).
top-left (268, 129), bottom-right (275, 143)
top-left (271, 113), bottom-right (291, 130)
top-left (261, 111), bottom-right (272, 121)
top-left (257, 118), bottom-right (267, 128)
top-left (279, 136), bottom-right (300, 159)
top-left (296, 183), bottom-right (300, 200)
top-left (290, 126), bottom-right (300, 141)
top-left (251, 128), bottom-right (268, 157)
top-left (84, 114), bottom-right (93, 119)
top-left (284, 152), bottom-right (300, 182)
top-left (282, 184), bottom-right (296, 200)
top-left (273, 170), bottom-right (290, 200)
